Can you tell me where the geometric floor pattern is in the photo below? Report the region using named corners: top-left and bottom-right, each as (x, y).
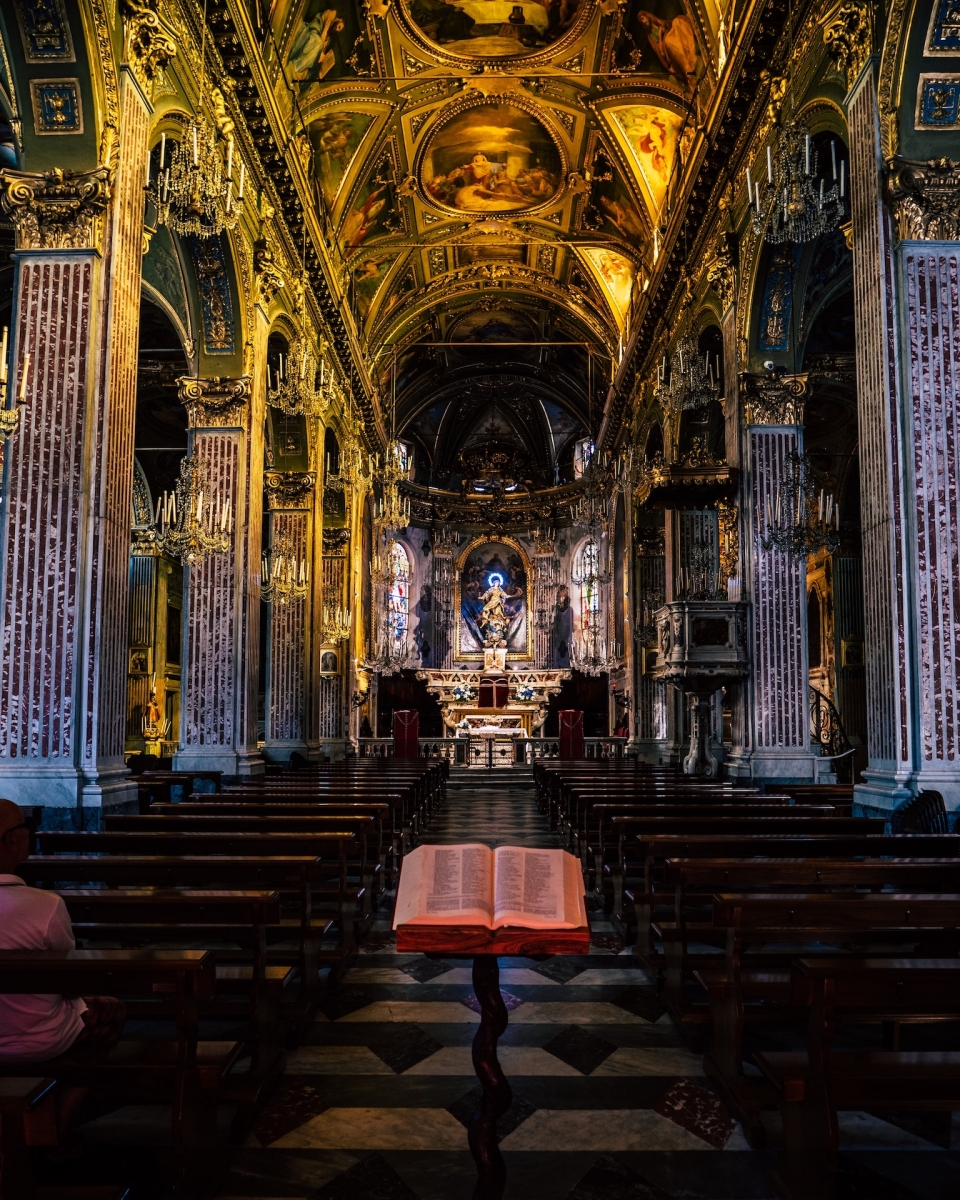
top-left (42, 768), bottom-right (960, 1199)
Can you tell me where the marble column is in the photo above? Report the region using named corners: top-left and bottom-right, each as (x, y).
top-left (432, 536), bottom-right (454, 669)
top-left (173, 377), bottom-right (264, 777)
top-left (533, 531), bottom-right (558, 669)
top-left (823, 7), bottom-right (914, 812)
top-left (262, 471), bottom-right (316, 762)
top-left (728, 373), bottom-right (817, 782)
top-left (319, 529), bottom-right (349, 752)
top-left (634, 528), bottom-right (670, 760)
top-left (0, 64), bottom-right (156, 823)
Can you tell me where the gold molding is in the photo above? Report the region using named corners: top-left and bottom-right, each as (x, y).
top-left (0, 166), bottom-right (111, 250)
top-left (120, 0), bottom-right (177, 100)
top-left (178, 374), bottom-right (251, 428)
top-left (821, 0), bottom-right (874, 93)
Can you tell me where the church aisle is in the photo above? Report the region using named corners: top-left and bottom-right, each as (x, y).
top-left (219, 769), bottom-right (771, 1199)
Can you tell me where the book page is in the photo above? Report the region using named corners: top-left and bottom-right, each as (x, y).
top-left (492, 847), bottom-right (585, 929)
top-left (392, 844), bottom-right (493, 928)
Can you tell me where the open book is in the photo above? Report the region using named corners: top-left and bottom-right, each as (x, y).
top-left (392, 844), bottom-right (588, 931)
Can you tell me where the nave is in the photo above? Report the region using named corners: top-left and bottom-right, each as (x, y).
top-left (17, 760), bottom-right (959, 1200)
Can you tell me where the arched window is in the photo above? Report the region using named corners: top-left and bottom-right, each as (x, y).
top-left (576, 540), bottom-right (601, 634)
top-left (388, 540), bottom-right (410, 655)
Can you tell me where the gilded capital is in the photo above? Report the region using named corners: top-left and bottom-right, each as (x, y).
top-left (0, 167), bottom-right (111, 251)
top-left (822, 0), bottom-right (874, 92)
top-left (888, 157), bottom-right (960, 241)
top-left (740, 370), bottom-right (808, 427)
top-left (120, 0), bottom-right (177, 97)
top-left (706, 232), bottom-right (736, 312)
top-left (178, 375), bottom-right (251, 427)
top-left (265, 470), bottom-right (317, 508)
top-left (322, 528), bottom-right (351, 554)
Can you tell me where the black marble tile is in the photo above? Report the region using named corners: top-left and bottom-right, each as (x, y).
top-left (542, 1025), bottom-right (618, 1075)
top-left (564, 1155), bottom-right (683, 1200)
top-left (590, 932), bottom-right (626, 953)
top-left (369, 1024), bottom-right (445, 1074)
top-left (865, 1109), bottom-right (953, 1149)
top-left (321, 986), bottom-right (376, 1021)
top-left (251, 1076), bottom-right (329, 1146)
top-left (834, 1154), bottom-right (927, 1200)
top-left (620, 1151), bottom-right (776, 1199)
top-left (446, 1084), bottom-right (537, 1142)
top-left (531, 957), bottom-right (588, 984)
top-left (612, 986), bottom-right (667, 1023)
top-left (316, 1153), bottom-right (421, 1199)
top-left (401, 958), bottom-right (459, 984)
top-left (460, 989), bottom-right (525, 1014)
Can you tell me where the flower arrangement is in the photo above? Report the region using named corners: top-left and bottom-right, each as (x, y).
top-left (515, 684), bottom-right (535, 701)
top-left (452, 684), bottom-right (475, 702)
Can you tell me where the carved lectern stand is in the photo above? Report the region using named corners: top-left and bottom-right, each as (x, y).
top-left (396, 923), bottom-right (590, 1200)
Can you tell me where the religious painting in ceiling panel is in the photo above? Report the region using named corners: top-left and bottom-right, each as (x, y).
top-left (421, 102), bottom-right (563, 215)
top-left (541, 398), bottom-right (581, 457)
top-left (614, 2), bottom-right (702, 97)
top-left (455, 242), bottom-right (528, 267)
top-left (401, 0), bottom-right (588, 59)
top-left (305, 110), bottom-right (376, 208)
top-left (406, 400), bottom-right (447, 455)
top-left (341, 169), bottom-right (393, 254)
top-left (585, 146), bottom-right (647, 249)
top-left (353, 253), bottom-right (400, 321)
top-left (606, 104), bottom-right (684, 224)
top-left (578, 247), bottom-right (635, 329)
top-left (281, 0), bottom-right (370, 97)
top-left (448, 307), bottom-right (539, 360)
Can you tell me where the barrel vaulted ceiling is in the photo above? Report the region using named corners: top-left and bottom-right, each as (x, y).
top-left (265, 0), bottom-right (735, 489)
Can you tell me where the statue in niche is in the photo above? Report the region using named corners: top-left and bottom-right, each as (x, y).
top-left (478, 577), bottom-right (509, 646)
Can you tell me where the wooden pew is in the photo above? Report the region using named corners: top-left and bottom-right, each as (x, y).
top-left (0, 950), bottom-right (239, 1189)
top-left (21, 856), bottom-right (332, 1004)
top-left (56, 889), bottom-right (287, 1067)
top-left (695, 893), bottom-right (960, 1145)
top-left (34, 829), bottom-right (372, 934)
top-left (755, 958), bottom-right (960, 1199)
top-left (0, 1077), bottom-right (130, 1199)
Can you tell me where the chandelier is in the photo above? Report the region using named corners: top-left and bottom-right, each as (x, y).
top-left (155, 454), bottom-right (232, 565)
top-left (748, 122), bottom-right (844, 245)
top-left (373, 440), bottom-right (411, 529)
top-left (361, 622), bottom-right (412, 675)
top-left (654, 334), bottom-right (719, 413)
top-left (570, 629), bottom-right (621, 676)
top-left (764, 450), bottom-right (841, 557)
top-left (570, 452), bottom-right (616, 532)
top-left (261, 530), bottom-right (309, 606)
top-left (150, 120), bottom-right (242, 238)
top-left (322, 604), bottom-right (351, 643)
top-left (267, 335), bottom-right (324, 417)
top-left (0, 327), bottom-right (27, 443)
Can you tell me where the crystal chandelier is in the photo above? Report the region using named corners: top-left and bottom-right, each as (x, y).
top-left (570, 629), bottom-right (621, 676)
top-left (654, 334), bottom-right (719, 413)
top-left (570, 453), bottom-right (615, 532)
top-left (747, 122), bottom-right (844, 245)
top-left (373, 440), bottom-right (411, 529)
top-left (267, 335), bottom-right (323, 418)
top-left (261, 530), bottom-right (309, 606)
top-left (150, 120), bottom-right (242, 238)
top-left (0, 327), bottom-right (27, 443)
top-left (764, 450), bottom-right (841, 557)
top-left (322, 604), bottom-right (351, 642)
top-left (155, 454), bottom-right (232, 565)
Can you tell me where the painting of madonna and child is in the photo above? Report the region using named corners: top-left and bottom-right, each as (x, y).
top-left (459, 543), bottom-right (529, 659)
top-left (404, 0), bottom-right (585, 57)
top-left (423, 102), bottom-right (561, 214)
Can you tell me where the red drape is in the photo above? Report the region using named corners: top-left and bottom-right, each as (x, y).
top-left (393, 709), bottom-right (420, 759)
top-left (558, 710), bottom-right (584, 760)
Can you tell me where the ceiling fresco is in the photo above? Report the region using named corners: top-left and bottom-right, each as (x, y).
top-left (264, 0), bottom-right (732, 492)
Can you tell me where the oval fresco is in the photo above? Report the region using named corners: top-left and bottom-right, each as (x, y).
top-left (402, 0), bottom-right (587, 59)
top-left (421, 102), bottom-right (563, 215)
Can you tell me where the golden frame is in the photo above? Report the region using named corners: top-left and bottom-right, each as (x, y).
top-left (454, 534), bottom-right (533, 662)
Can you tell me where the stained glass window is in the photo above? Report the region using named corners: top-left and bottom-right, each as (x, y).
top-left (577, 540), bottom-right (601, 633)
top-left (388, 540), bottom-right (410, 655)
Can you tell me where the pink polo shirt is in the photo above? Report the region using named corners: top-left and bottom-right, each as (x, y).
top-left (0, 875), bottom-right (86, 1062)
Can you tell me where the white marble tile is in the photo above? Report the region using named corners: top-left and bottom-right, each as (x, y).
top-left (271, 1107), bottom-right (469, 1150)
top-left (590, 1046), bottom-right (706, 1077)
top-left (498, 1108), bottom-right (713, 1152)
top-left (838, 1111), bottom-right (944, 1150)
top-left (402, 1045), bottom-right (583, 1076)
top-left (508, 1001), bottom-right (648, 1024)
top-left (570, 969), bottom-right (656, 986)
top-left (336, 1000), bottom-right (481, 1023)
top-left (341, 967), bottom-right (424, 984)
top-left (284, 1045), bottom-right (394, 1074)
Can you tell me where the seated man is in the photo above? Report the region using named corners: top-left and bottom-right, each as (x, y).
top-left (0, 799), bottom-right (125, 1067)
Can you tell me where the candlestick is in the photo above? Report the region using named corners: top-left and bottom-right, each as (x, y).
top-left (19, 353), bottom-right (30, 403)
top-left (0, 326), bottom-right (7, 384)
top-left (159, 132), bottom-right (166, 170)
top-left (766, 144), bottom-right (773, 183)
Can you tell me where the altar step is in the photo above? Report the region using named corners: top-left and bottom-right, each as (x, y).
top-left (447, 765), bottom-right (535, 793)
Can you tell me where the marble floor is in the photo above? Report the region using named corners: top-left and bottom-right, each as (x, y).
top-left (36, 768), bottom-right (960, 1199)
